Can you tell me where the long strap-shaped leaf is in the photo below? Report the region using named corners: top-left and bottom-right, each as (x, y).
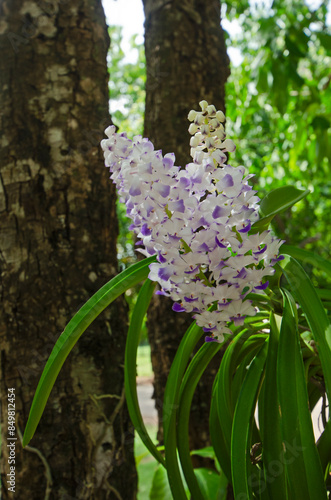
top-left (163, 321), bottom-right (204, 500)
top-left (317, 418), bottom-right (331, 473)
top-left (209, 379), bottom-right (232, 483)
top-left (216, 329), bottom-right (252, 458)
top-left (231, 340), bottom-right (268, 499)
top-left (215, 328), bottom-right (266, 480)
top-left (23, 256), bottom-right (156, 447)
top-left (177, 342), bottom-right (221, 499)
top-left (281, 244), bottom-right (331, 278)
top-left (280, 255), bottom-right (331, 402)
top-left (261, 313), bottom-right (287, 499)
top-left (124, 279), bottom-right (165, 466)
top-left (277, 289), bottom-right (327, 499)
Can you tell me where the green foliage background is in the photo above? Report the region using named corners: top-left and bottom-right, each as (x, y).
top-left (107, 0), bottom-right (331, 283)
top-left (224, 0), bottom-right (331, 263)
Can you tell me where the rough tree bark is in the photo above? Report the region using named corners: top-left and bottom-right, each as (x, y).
top-left (0, 1), bottom-right (136, 498)
top-left (142, 0), bottom-right (230, 450)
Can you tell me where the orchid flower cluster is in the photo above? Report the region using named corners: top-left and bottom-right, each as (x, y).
top-left (101, 101), bottom-right (283, 342)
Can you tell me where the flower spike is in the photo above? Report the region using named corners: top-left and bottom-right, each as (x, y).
top-left (101, 102), bottom-right (283, 342)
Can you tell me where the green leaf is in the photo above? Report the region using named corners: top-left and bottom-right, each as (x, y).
top-left (251, 186), bottom-right (309, 233)
top-left (280, 255), bottom-right (331, 402)
top-left (277, 289), bottom-right (327, 499)
top-left (317, 419), bottom-right (331, 473)
top-left (214, 329), bottom-right (252, 480)
top-left (230, 334), bottom-right (268, 417)
top-left (231, 340), bottom-right (268, 500)
top-left (235, 333), bottom-right (268, 368)
top-left (177, 342), bottom-right (221, 499)
top-left (281, 245), bottom-right (331, 278)
top-left (191, 446), bottom-right (216, 459)
top-left (213, 329), bottom-right (265, 482)
top-left (22, 256), bottom-right (156, 447)
top-left (149, 465), bottom-right (174, 500)
top-left (124, 279), bottom-right (165, 466)
top-left (163, 321), bottom-right (204, 500)
top-left (261, 313), bottom-right (287, 498)
top-left (209, 379), bottom-right (232, 482)
top-left (194, 468), bottom-right (223, 499)
top-left (260, 186), bottom-right (309, 217)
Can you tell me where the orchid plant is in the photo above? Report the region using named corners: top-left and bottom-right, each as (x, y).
top-left (23, 102), bottom-right (331, 499)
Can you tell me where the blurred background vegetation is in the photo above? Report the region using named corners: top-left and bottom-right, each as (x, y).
top-left (224, 0), bottom-right (331, 266)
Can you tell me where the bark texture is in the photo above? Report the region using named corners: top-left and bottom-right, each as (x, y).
top-left (142, 0), bottom-right (230, 448)
top-left (0, 1), bottom-right (136, 498)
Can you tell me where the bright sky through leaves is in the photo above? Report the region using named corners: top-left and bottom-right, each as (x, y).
top-left (102, 0), bottom-right (244, 65)
top-left (102, 0), bottom-right (330, 65)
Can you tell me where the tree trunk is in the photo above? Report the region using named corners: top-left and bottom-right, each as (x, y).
top-left (0, 1), bottom-right (136, 498)
top-left (142, 0), bottom-right (230, 449)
